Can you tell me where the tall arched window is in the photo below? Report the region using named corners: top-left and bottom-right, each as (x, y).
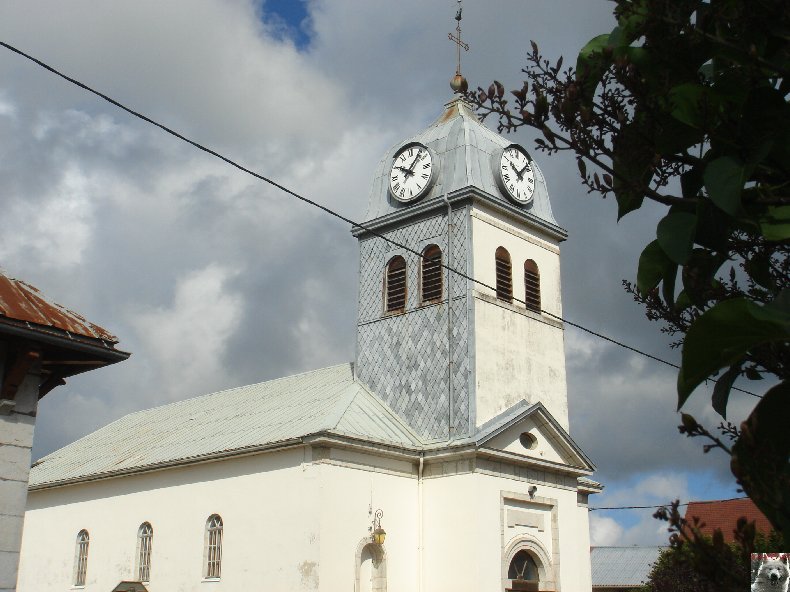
top-left (421, 245), bottom-right (442, 304)
top-left (136, 522), bottom-right (153, 582)
top-left (73, 529), bottom-right (89, 586)
top-left (507, 549), bottom-right (539, 591)
top-left (524, 259), bottom-right (540, 312)
top-left (204, 514), bottom-right (223, 579)
top-left (495, 247), bottom-right (513, 303)
top-left (385, 256), bottom-right (407, 313)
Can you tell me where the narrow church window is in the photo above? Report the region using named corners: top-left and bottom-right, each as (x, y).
top-left (495, 247), bottom-right (513, 303)
top-left (136, 522), bottom-right (153, 582)
top-left (73, 529), bottom-right (89, 586)
top-left (385, 255), bottom-right (407, 312)
top-left (421, 245), bottom-right (443, 304)
top-left (204, 514), bottom-right (223, 579)
top-left (507, 549), bottom-right (539, 591)
top-left (524, 259), bottom-right (540, 312)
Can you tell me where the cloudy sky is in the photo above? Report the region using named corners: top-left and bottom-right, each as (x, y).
top-left (0, 0), bottom-right (757, 545)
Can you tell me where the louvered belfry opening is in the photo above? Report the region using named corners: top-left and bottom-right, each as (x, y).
top-left (524, 259), bottom-right (541, 312)
top-left (421, 245), bottom-right (443, 304)
top-left (385, 255), bottom-right (407, 312)
top-left (495, 247), bottom-right (513, 303)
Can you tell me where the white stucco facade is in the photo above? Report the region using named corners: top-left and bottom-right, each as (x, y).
top-left (469, 206), bottom-right (569, 430)
top-left (19, 413), bottom-right (596, 592)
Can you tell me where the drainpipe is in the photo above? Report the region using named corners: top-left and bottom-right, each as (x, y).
top-left (418, 453), bottom-right (424, 592)
top-left (441, 194), bottom-right (453, 441)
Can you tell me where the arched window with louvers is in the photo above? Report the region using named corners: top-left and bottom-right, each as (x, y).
top-left (495, 247), bottom-right (513, 303)
top-left (420, 245), bottom-right (443, 304)
top-left (524, 259), bottom-right (541, 312)
top-left (384, 255), bottom-right (407, 313)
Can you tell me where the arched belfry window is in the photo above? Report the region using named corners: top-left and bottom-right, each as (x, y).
top-left (136, 522), bottom-right (153, 582)
top-left (385, 256), bottom-right (407, 313)
top-left (204, 514), bottom-right (223, 579)
top-left (421, 245), bottom-right (442, 304)
top-left (495, 247), bottom-right (513, 303)
top-left (73, 529), bottom-right (89, 586)
top-left (524, 259), bottom-right (540, 312)
top-left (507, 549), bottom-right (539, 591)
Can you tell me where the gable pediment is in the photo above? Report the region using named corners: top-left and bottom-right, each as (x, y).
top-left (475, 401), bottom-right (594, 472)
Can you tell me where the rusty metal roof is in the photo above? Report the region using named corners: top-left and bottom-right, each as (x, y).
top-left (0, 272), bottom-right (118, 343)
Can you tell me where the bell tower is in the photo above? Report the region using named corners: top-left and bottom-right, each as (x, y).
top-left (353, 9), bottom-right (570, 442)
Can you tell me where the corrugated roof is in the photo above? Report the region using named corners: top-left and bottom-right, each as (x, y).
top-left (30, 364), bottom-right (421, 488)
top-left (591, 546), bottom-right (664, 588)
top-left (0, 272), bottom-right (117, 342)
top-left (684, 498), bottom-right (772, 542)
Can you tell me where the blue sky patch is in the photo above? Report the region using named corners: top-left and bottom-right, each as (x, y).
top-left (259, 0), bottom-right (311, 49)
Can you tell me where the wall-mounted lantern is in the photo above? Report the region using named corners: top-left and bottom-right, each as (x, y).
top-left (371, 509), bottom-right (386, 545)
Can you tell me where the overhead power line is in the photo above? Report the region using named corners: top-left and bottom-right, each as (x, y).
top-left (589, 496), bottom-right (749, 511)
top-left (0, 40), bottom-right (758, 399)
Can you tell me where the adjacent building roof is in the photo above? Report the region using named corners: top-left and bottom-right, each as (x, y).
top-left (29, 364), bottom-right (422, 489)
top-left (590, 546), bottom-right (664, 589)
top-left (0, 273), bottom-right (117, 343)
top-left (684, 498), bottom-right (773, 542)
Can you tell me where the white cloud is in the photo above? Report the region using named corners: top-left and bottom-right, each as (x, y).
top-left (131, 264), bottom-right (244, 401)
top-left (590, 515), bottom-right (625, 546)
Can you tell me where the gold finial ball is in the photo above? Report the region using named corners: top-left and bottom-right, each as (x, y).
top-left (450, 73), bottom-right (468, 93)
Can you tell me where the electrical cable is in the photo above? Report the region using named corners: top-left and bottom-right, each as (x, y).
top-left (589, 496), bottom-right (749, 511)
top-left (0, 40), bottom-right (760, 399)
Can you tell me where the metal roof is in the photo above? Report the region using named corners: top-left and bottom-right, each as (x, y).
top-left (0, 272), bottom-right (118, 343)
top-left (29, 364), bottom-right (422, 488)
top-left (590, 546), bottom-right (664, 588)
top-left (363, 97), bottom-right (560, 229)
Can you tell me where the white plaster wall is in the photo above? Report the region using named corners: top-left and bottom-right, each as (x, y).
top-left (469, 208), bottom-right (569, 429)
top-left (18, 448), bottom-right (323, 592)
top-left (314, 457), bottom-right (418, 591)
top-left (422, 471), bottom-right (593, 592)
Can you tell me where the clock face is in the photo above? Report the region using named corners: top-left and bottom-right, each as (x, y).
top-left (497, 145), bottom-right (535, 204)
top-left (389, 144), bottom-right (435, 203)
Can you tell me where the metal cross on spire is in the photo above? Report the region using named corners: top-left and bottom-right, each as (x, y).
top-left (448, 0), bottom-right (469, 93)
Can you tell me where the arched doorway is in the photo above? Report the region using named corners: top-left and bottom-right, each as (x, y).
top-left (354, 539), bottom-right (386, 592)
top-left (506, 549), bottom-right (539, 591)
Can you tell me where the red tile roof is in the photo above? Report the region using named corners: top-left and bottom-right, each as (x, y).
top-left (684, 498), bottom-right (773, 542)
top-left (0, 273), bottom-right (118, 343)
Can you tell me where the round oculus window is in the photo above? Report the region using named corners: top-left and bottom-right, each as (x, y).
top-left (519, 432), bottom-right (537, 450)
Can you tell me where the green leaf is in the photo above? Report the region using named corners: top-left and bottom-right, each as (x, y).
top-left (637, 240), bottom-right (675, 296)
top-left (731, 380), bottom-right (790, 538)
top-left (576, 34), bottom-right (611, 101)
top-left (711, 363), bottom-right (741, 419)
top-left (657, 211), bottom-right (697, 265)
top-left (681, 249), bottom-right (726, 307)
top-left (677, 296), bottom-right (790, 409)
top-left (674, 290), bottom-right (693, 311)
top-left (758, 206), bottom-right (790, 241)
top-left (668, 83), bottom-right (718, 129)
top-left (704, 156), bottom-right (746, 215)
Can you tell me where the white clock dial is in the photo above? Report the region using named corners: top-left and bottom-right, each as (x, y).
top-left (498, 145), bottom-right (535, 205)
top-left (389, 144), bottom-right (435, 203)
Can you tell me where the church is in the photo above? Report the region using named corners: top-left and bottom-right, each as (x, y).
top-left (16, 66), bottom-right (601, 591)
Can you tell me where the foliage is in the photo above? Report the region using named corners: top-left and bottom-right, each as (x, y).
top-left (640, 501), bottom-right (783, 592)
top-left (466, 0), bottom-right (789, 541)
